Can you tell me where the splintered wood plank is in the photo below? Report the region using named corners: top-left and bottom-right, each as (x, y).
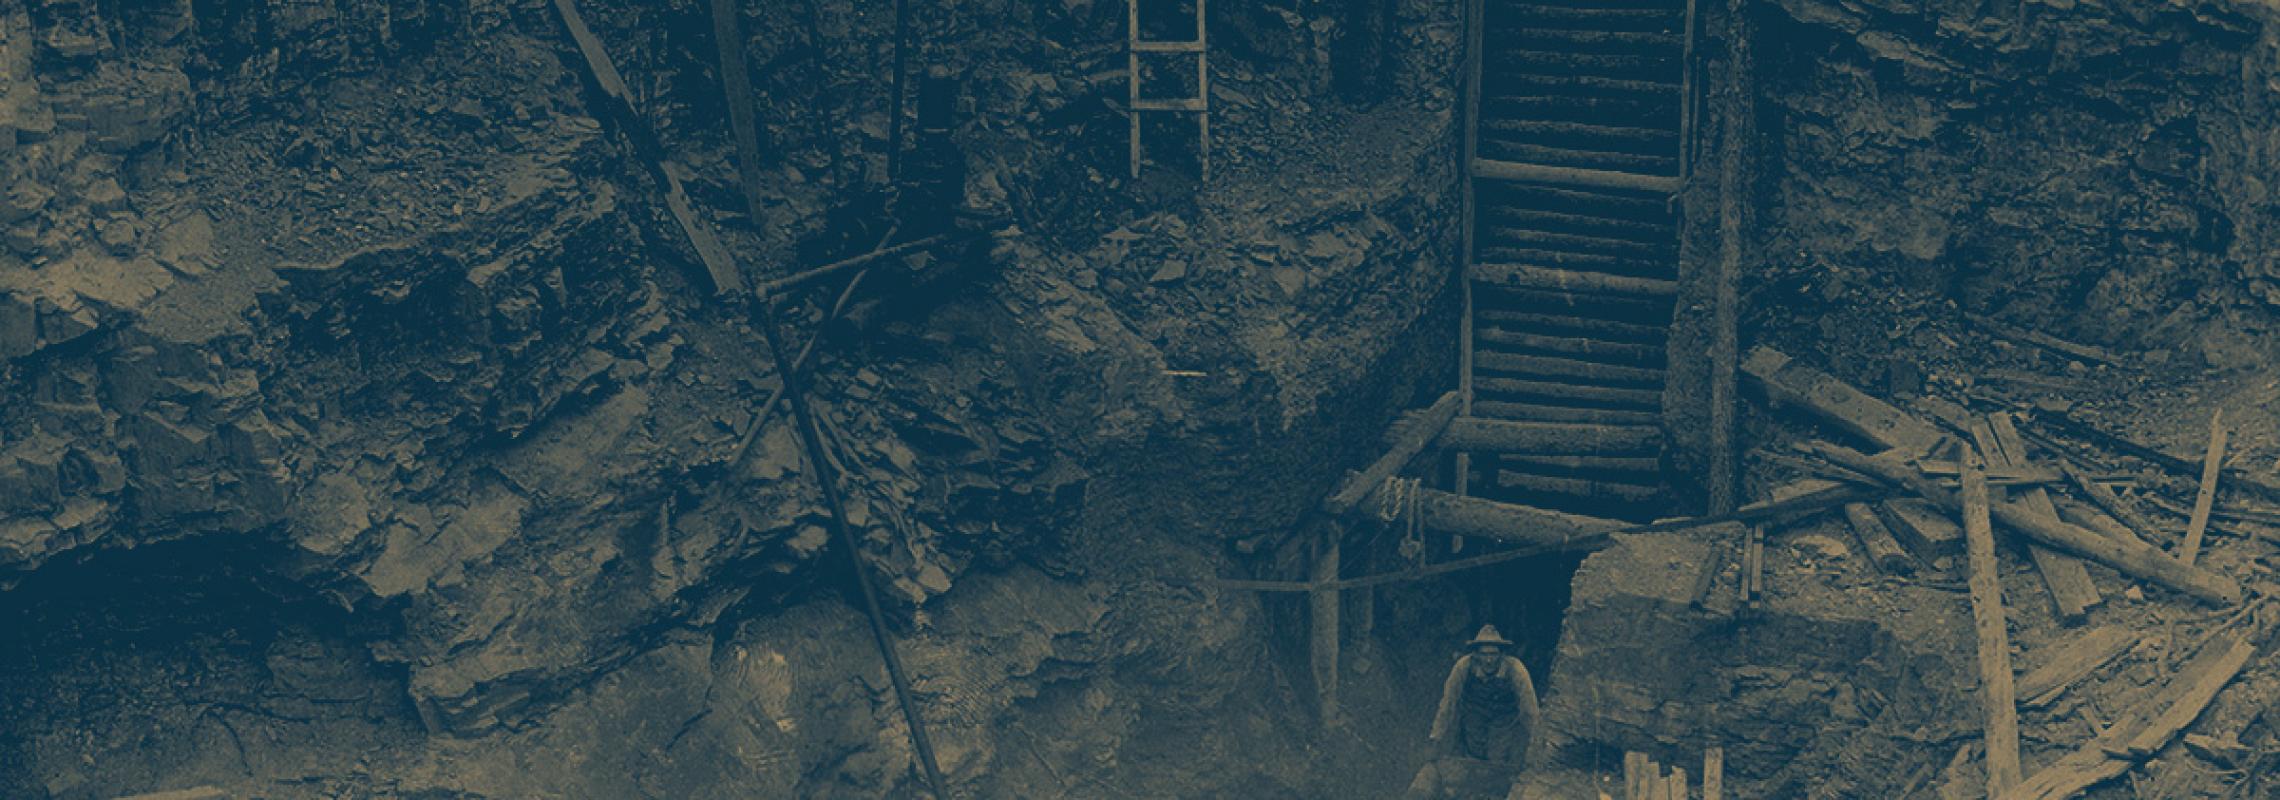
top-left (2182, 409), bottom-right (2226, 565)
top-left (2017, 626), bottom-right (2138, 707)
top-left (1740, 347), bottom-right (1946, 456)
top-left (1963, 452), bottom-right (2023, 795)
top-left (2004, 635), bottom-right (2259, 799)
top-left (2062, 463), bottom-right (2164, 547)
top-left (1979, 413), bottom-right (2102, 626)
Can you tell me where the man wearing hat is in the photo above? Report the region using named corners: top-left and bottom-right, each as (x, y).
top-left (1428, 624), bottom-right (1539, 766)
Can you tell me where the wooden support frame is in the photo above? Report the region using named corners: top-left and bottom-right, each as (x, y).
top-left (1128, 0), bottom-right (1209, 179)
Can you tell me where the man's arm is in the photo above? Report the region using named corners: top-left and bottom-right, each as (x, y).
top-left (1429, 660), bottom-right (1467, 742)
top-left (1506, 657), bottom-right (1541, 762)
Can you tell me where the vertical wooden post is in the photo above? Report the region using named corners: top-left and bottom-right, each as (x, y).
top-left (1312, 521), bottom-right (1342, 727)
top-left (1195, 0), bottom-right (1209, 180)
top-left (1127, 0), bottom-right (1141, 178)
top-left (1452, 0), bottom-right (1484, 533)
top-left (1670, 766), bottom-right (1688, 800)
top-left (2183, 409), bottom-right (2226, 565)
top-left (1702, 747), bottom-right (1723, 800)
top-left (1963, 451), bottom-right (2022, 794)
top-left (1625, 751), bottom-right (1648, 800)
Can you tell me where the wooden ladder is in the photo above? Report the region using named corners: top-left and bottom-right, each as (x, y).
top-left (1128, 0), bottom-right (1209, 179)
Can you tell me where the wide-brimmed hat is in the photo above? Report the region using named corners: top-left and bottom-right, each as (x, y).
top-left (1465, 625), bottom-right (1513, 650)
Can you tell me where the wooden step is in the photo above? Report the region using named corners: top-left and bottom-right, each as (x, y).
top-left (1443, 417), bottom-right (1663, 455)
top-left (1480, 187), bottom-right (1674, 226)
top-left (1481, 95), bottom-right (1678, 128)
top-left (1473, 158), bottom-right (1680, 195)
top-left (1475, 246), bottom-right (1672, 276)
top-left (1479, 227), bottom-right (1676, 261)
top-left (1471, 400), bottom-right (1661, 426)
top-left (1475, 377), bottom-right (1664, 409)
top-left (1495, 471), bottom-right (1664, 503)
top-left (1493, 0), bottom-right (1690, 13)
top-left (1504, 29), bottom-right (1685, 54)
top-left (1495, 453), bottom-right (1664, 476)
top-left (1476, 327), bottom-right (1665, 364)
top-left (1476, 309), bottom-right (1668, 343)
top-left (1471, 263), bottom-right (1679, 297)
top-left (1477, 139), bottom-right (1678, 177)
top-left (1474, 351), bottom-right (1665, 387)
top-left (1487, 51), bottom-right (1680, 82)
top-left (1488, 4), bottom-right (1682, 31)
top-left (1479, 119), bottom-right (1679, 149)
top-left (1475, 286), bottom-right (1675, 323)
top-left (1488, 73), bottom-right (1682, 100)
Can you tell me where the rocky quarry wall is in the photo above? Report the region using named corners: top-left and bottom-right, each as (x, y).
top-left (0, 0), bottom-right (1468, 797)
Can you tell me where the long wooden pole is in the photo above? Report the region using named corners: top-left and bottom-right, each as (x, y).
top-left (1806, 443), bottom-right (2242, 605)
top-left (1964, 452), bottom-right (2022, 795)
top-left (1312, 521), bottom-right (1341, 727)
top-left (709, 1), bottom-right (945, 794)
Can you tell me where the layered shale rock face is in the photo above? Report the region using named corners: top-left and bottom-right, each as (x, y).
top-left (1752, 0), bottom-right (2280, 366)
top-left (1538, 533), bottom-right (1979, 797)
top-left (1, 0), bottom-right (1469, 797)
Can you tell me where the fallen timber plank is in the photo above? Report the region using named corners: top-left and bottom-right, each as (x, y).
top-left (1742, 347), bottom-right (1947, 457)
top-left (1964, 453), bottom-right (2024, 796)
top-left (2002, 634), bottom-right (2261, 800)
top-left (1842, 502), bottom-right (1914, 574)
top-left (1473, 156), bottom-right (1682, 194)
top-left (2016, 626), bottom-right (2138, 708)
top-left (1877, 497), bottom-right (1964, 559)
top-left (2062, 464), bottom-right (2165, 546)
top-left (2056, 500), bottom-right (2158, 552)
top-left (1914, 460), bottom-right (2062, 485)
top-left (1442, 417), bottom-right (1662, 455)
top-left (1324, 391), bottom-right (1463, 517)
top-left (2182, 409), bottom-right (2226, 565)
top-left (1981, 413), bottom-right (2102, 626)
top-left (1805, 442), bottom-right (2243, 605)
top-left (1966, 312), bottom-right (2125, 367)
top-left (1469, 262), bottom-right (1680, 297)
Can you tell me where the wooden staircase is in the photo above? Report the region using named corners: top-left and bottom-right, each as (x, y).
top-left (1457, 0), bottom-right (1693, 520)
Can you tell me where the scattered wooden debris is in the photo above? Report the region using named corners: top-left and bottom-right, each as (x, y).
top-left (1807, 442), bottom-right (2243, 605)
top-left (1965, 312), bottom-right (2126, 368)
top-left (1978, 412), bottom-right (2101, 625)
top-left (1842, 502), bottom-right (1915, 574)
top-left (2016, 626), bottom-right (2138, 708)
top-left (2034, 408), bottom-right (2280, 503)
top-left (1877, 497), bottom-right (1963, 561)
top-left (2061, 463), bottom-right (2165, 547)
top-left (2181, 409), bottom-right (2227, 566)
top-left (2001, 627), bottom-right (2267, 799)
top-left (1742, 347), bottom-right (1947, 457)
top-left (1963, 452), bottom-right (2023, 795)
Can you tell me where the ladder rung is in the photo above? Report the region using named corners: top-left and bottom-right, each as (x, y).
top-left (1471, 400), bottom-right (1661, 426)
top-left (1471, 263), bottom-right (1679, 297)
top-left (1132, 40), bottom-right (1207, 53)
top-left (1474, 158), bottom-right (1680, 194)
top-left (1133, 97), bottom-right (1208, 112)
